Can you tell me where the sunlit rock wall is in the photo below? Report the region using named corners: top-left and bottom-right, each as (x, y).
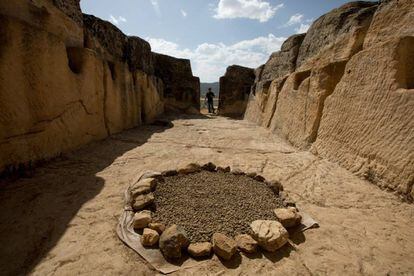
top-left (0, 0), bottom-right (198, 174)
top-left (243, 0), bottom-right (414, 198)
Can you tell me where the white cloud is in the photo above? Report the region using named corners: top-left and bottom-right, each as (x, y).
top-left (150, 0), bottom-right (161, 16)
top-left (148, 34), bottom-right (286, 82)
top-left (285, 13), bottom-right (303, 26)
top-left (213, 0), bottom-right (284, 22)
top-left (295, 23), bottom-right (310, 33)
top-left (181, 9), bottom-right (187, 18)
top-left (109, 15), bottom-right (127, 26)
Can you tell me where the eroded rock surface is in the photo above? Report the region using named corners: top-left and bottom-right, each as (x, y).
top-left (250, 220), bottom-right (289, 252)
top-left (188, 242), bottom-right (212, 258)
top-left (159, 225), bottom-right (190, 259)
top-left (153, 53), bottom-right (200, 114)
top-left (141, 228), bottom-right (159, 247)
top-left (218, 65), bottom-right (255, 117)
top-left (235, 234), bottom-right (258, 254)
top-left (0, 0), bottom-right (200, 174)
top-left (242, 0), bottom-right (414, 197)
top-left (212, 233), bottom-right (237, 260)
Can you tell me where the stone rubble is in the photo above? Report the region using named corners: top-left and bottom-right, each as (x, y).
top-left (187, 242), bottom-right (213, 258)
top-left (159, 225), bottom-right (190, 259)
top-left (235, 234), bottom-right (258, 254)
top-left (141, 228), bottom-right (159, 247)
top-left (274, 207), bottom-right (302, 228)
top-left (212, 233), bottom-right (238, 260)
top-left (133, 210), bottom-right (152, 229)
top-left (250, 220), bottom-right (289, 252)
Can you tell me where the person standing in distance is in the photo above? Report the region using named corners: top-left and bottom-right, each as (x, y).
top-left (205, 88), bottom-right (215, 114)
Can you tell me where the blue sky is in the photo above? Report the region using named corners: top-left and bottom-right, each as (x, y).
top-left (81, 0), bottom-right (375, 82)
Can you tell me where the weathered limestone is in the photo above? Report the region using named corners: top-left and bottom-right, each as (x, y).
top-left (212, 233), bottom-right (237, 260)
top-left (218, 65), bottom-right (255, 117)
top-left (250, 220), bottom-right (289, 252)
top-left (0, 15), bottom-right (107, 173)
top-left (261, 34), bottom-right (306, 82)
top-left (235, 234), bottom-right (258, 254)
top-left (274, 207), bottom-right (302, 228)
top-left (133, 210), bottom-right (152, 229)
top-left (148, 223), bottom-right (166, 234)
top-left (187, 242), bottom-right (212, 258)
top-left (132, 193), bottom-right (155, 211)
top-left (177, 163), bottom-right (201, 174)
top-left (270, 60), bottom-right (347, 148)
top-left (240, 1), bottom-right (414, 197)
top-left (363, 0), bottom-right (414, 49)
top-left (313, 36), bottom-right (414, 195)
top-left (0, 0), bottom-right (84, 47)
top-left (141, 228), bottom-right (160, 247)
top-left (0, 0), bottom-right (199, 175)
top-left (296, 1), bottom-right (378, 68)
top-left (159, 225), bottom-right (190, 259)
top-left (269, 1), bottom-right (377, 149)
top-left (52, 0), bottom-right (83, 26)
top-left (153, 53), bottom-right (200, 114)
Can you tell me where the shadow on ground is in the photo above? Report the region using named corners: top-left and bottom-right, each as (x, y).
top-left (0, 122), bottom-right (173, 275)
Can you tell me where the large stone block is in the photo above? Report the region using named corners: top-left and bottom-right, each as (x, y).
top-left (313, 37), bottom-right (414, 195)
top-left (153, 53), bottom-right (200, 113)
top-left (296, 1), bottom-right (378, 68)
top-left (218, 65), bottom-right (255, 117)
top-left (0, 16), bottom-right (107, 172)
top-left (364, 0), bottom-right (414, 48)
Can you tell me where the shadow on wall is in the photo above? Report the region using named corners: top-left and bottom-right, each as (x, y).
top-left (0, 123), bottom-right (173, 275)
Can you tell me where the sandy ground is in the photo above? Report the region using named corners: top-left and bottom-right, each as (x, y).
top-left (0, 114), bottom-right (413, 275)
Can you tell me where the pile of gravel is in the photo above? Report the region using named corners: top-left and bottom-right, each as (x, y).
top-left (153, 171), bottom-right (285, 242)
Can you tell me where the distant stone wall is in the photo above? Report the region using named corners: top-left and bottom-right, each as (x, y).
top-left (243, 0), bottom-right (414, 199)
top-left (153, 53), bottom-right (200, 114)
top-left (0, 0), bottom-right (198, 174)
top-left (218, 65), bottom-right (255, 117)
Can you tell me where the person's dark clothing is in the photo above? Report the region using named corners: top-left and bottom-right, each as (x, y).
top-left (206, 91), bottom-right (215, 102)
top-left (206, 91), bottom-right (215, 113)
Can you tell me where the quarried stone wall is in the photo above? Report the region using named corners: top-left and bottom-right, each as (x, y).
top-left (153, 53), bottom-right (200, 114)
top-left (0, 0), bottom-right (198, 174)
top-left (243, 0), bottom-right (414, 199)
top-left (218, 65), bottom-right (255, 117)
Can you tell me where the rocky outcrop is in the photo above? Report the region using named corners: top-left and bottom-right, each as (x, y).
top-left (0, 0), bottom-right (199, 175)
top-left (313, 0), bottom-right (414, 197)
top-left (245, 34), bottom-right (305, 125)
top-left (218, 65), bottom-right (255, 117)
top-left (52, 0), bottom-right (82, 26)
top-left (243, 0), bottom-right (414, 198)
top-left (295, 1), bottom-right (378, 68)
top-left (261, 34), bottom-right (305, 82)
top-left (153, 53), bottom-right (200, 113)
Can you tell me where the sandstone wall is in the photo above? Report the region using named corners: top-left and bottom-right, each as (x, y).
top-left (313, 0), bottom-right (414, 198)
top-left (243, 0), bottom-right (414, 199)
top-left (218, 65), bottom-right (255, 117)
top-left (244, 34), bottom-right (305, 125)
top-left (153, 53), bottom-right (200, 114)
top-left (0, 0), bottom-right (197, 174)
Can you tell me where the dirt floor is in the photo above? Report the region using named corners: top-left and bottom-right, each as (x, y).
top-left (0, 114), bottom-right (413, 275)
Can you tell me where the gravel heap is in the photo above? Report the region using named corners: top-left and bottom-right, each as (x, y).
top-left (153, 171), bottom-right (285, 242)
